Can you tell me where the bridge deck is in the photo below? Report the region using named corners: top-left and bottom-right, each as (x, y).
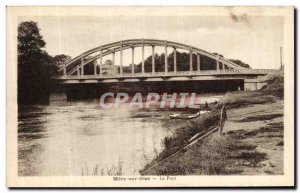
top-left (55, 69), bottom-right (277, 80)
top-left (54, 69), bottom-right (279, 84)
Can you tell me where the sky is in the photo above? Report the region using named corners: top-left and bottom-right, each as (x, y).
top-left (19, 15), bottom-right (284, 69)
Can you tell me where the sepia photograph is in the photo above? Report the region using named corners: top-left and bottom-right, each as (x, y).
top-left (6, 6), bottom-right (294, 187)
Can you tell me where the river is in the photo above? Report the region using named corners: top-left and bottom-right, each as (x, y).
top-left (18, 94), bottom-right (224, 176)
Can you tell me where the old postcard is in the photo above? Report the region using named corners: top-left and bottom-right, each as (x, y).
top-left (7, 6), bottom-right (294, 187)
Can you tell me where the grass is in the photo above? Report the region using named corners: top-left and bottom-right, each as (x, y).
top-left (227, 121), bottom-right (284, 139)
top-left (142, 135), bottom-right (261, 175)
top-left (262, 73), bottom-right (284, 98)
top-left (277, 141), bottom-right (284, 146)
top-left (81, 157), bottom-right (123, 176)
top-left (264, 170), bottom-right (275, 175)
top-left (230, 152), bottom-right (267, 163)
top-left (237, 113), bottom-right (283, 122)
top-left (151, 111), bottom-right (221, 163)
top-left (215, 91), bottom-right (277, 109)
top-left (227, 143), bottom-right (257, 151)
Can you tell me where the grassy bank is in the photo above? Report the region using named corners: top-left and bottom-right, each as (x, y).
top-left (140, 72), bottom-right (284, 175)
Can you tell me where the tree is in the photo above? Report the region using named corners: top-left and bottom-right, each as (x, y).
top-left (18, 21), bottom-right (54, 104)
top-left (136, 51), bottom-right (251, 71)
top-left (53, 54), bottom-right (71, 68)
top-left (52, 54), bottom-right (71, 75)
top-left (229, 59), bottom-right (251, 69)
top-left (83, 56), bottom-right (97, 75)
top-left (18, 22), bottom-right (45, 56)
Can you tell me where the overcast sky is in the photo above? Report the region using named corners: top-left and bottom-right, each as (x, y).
top-left (19, 15), bottom-right (284, 69)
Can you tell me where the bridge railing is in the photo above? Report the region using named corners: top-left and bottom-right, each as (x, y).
top-left (55, 69), bottom-right (279, 80)
top-left (237, 69), bottom-right (279, 74)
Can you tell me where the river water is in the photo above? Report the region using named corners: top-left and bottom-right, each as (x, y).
top-left (18, 94), bottom-right (223, 176)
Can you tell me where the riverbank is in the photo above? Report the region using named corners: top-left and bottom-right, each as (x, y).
top-left (140, 72), bottom-right (284, 175)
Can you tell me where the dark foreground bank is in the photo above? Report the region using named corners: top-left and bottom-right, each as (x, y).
top-left (140, 72), bottom-right (284, 175)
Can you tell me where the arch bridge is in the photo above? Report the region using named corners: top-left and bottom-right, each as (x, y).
top-left (56, 39), bottom-right (278, 90)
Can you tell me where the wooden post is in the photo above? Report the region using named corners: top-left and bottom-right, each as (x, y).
top-left (219, 105), bottom-right (227, 136)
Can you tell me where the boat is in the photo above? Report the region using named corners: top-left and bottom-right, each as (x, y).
top-left (169, 111), bottom-right (201, 119)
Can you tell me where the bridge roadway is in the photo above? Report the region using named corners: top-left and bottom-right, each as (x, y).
top-left (55, 69), bottom-right (277, 90)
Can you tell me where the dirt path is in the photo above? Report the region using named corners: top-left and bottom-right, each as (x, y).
top-left (224, 100), bottom-right (284, 175)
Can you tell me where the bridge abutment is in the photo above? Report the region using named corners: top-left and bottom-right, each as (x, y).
top-left (49, 83), bottom-right (68, 105)
top-left (244, 79), bottom-right (267, 91)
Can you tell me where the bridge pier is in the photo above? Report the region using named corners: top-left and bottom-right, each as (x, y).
top-left (49, 83), bottom-right (68, 105)
top-left (244, 79), bottom-right (267, 91)
top-left (244, 82), bottom-right (257, 91)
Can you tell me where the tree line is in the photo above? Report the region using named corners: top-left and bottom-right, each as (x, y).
top-left (127, 52), bottom-right (250, 73)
